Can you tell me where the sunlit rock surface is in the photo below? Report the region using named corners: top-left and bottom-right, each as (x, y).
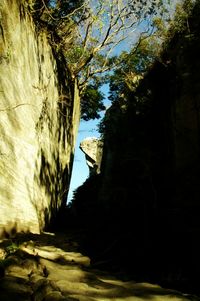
top-left (0, 0), bottom-right (80, 236)
top-left (80, 137), bottom-right (103, 175)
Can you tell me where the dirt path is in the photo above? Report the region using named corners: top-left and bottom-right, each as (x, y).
top-left (0, 232), bottom-right (199, 301)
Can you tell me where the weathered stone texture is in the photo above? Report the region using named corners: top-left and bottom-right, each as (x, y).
top-left (0, 0), bottom-right (80, 236)
top-left (80, 137), bottom-right (103, 175)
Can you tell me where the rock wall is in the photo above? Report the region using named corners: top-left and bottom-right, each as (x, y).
top-left (0, 0), bottom-right (80, 236)
top-left (71, 1), bottom-right (200, 292)
top-left (98, 0), bottom-right (200, 217)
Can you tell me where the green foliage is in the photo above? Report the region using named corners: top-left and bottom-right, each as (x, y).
top-left (32, 0), bottom-right (85, 21)
top-left (5, 242), bottom-right (19, 255)
top-left (30, 0), bottom-right (170, 80)
top-left (98, 36), bottom-right (160, 133)
top-left (66, 46), bottom-right (87, 65)
top-left (81, 84), bottom-right (105, 120)
top-left (108, 37), bottom-right (160, 104)
top-left (154, 0), bottom-right (196, 47)
top-left (99, 0), bottom-right (198, 132)
top-left (171, 0), bottom-right (194, 33)
top-left (48, 0), bottom-right (84, 15)
top-left (29, 0), bottom-right (175, 121)
top-left (0, 241), bottom-right (19, 276)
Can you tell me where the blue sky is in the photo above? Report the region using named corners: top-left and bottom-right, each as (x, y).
top-left (67, 84), bottom-right (110, 203)
top-left (67, 36), bottom-right (133, 203)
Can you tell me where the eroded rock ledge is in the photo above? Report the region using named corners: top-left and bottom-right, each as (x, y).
top-left (80, 137), bottom-right (103, 175)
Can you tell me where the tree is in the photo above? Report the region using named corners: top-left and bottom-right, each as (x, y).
top-left (30, 0), bottom-right (173, 120)
top-left (108, 36), bottom-right (160, 105)
top-left (99, 0), bottom-right (195, 134)
top-left (81, 84), bottom-right (105, 121)
top-left (31, 0), bottom-right (171, 92)
top-left (66, 0), bottom-right (172, 92)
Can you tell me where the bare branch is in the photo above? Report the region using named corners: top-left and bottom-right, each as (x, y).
top-left (83, 18), bottom-right (93, 50)
top-left (36, 0), bottom-right (168, 91)
top-left (41, 0), bottom-right (57, 21)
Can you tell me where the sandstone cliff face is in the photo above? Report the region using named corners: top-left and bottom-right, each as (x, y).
top-left (0, 0), bottom-right (80, 236)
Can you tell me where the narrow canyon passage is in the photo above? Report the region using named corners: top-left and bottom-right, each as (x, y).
top-left (1, 1), bottom-right (200, 300)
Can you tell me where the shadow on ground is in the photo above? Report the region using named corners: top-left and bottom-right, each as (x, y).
top-left (0, 232), bottom-right (199, 301)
